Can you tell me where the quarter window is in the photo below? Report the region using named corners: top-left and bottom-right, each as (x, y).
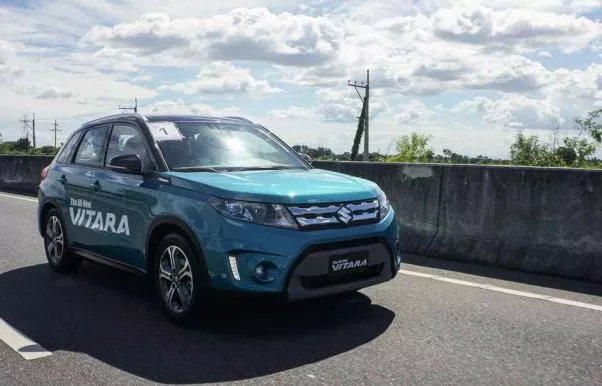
top-left (73, 126), bottom-right (109, 166)
top-left (55, 131), bottom-right (83, 164)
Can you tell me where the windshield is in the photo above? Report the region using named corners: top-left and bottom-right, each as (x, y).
top-left (149, 121), bottom-right (306, 171)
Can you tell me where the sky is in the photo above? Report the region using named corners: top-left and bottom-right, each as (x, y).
top-left (0, 0), bottom-right (601, 158)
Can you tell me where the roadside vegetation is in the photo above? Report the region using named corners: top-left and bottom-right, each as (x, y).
top-left (0, 137), bottom-right (58, 155)
top-left (294, 109), bottom-right (602, 169)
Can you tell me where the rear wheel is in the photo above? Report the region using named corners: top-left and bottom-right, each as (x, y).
top-left (44, 208), bottom-right (81, 273)
top-left (154, 233), bottom-right (206, 324)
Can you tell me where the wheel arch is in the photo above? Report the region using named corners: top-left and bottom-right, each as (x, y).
top-left (38, 198), bottom-right (62, 237)
top-left (145, 216), bottom-right (209, 285)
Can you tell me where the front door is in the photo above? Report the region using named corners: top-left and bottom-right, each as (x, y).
top-left (87, 123), bottom-right (157, 270)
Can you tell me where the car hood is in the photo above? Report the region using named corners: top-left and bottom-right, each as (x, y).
top-left (165, 168), bottom-right (380, 204)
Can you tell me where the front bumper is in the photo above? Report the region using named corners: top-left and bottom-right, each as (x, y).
top-left (196, 208), bottom-right (401, 300)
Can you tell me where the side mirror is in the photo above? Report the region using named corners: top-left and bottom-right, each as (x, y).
top-left (298, 152), bottom-right (312, 164)
top-left (109, 154), bottom-right (143, 174)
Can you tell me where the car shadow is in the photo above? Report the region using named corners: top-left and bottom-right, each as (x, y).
top-left (0, 262), bottom-right (395, 384)
top-left (404, 254), bottom-right (602, 297)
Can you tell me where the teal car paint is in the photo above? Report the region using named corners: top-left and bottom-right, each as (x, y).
top-left (38, 114), bottom-right (401, 323)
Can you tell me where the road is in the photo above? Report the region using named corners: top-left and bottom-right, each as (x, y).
top-left (0, 191), bottom-right (600, 385)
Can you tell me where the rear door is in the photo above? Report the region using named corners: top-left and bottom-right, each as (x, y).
top-left (62, 124), bottom-right (111, 251)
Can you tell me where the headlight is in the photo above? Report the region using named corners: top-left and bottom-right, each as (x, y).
top-left (378, 192), bottom-right (390, 219)
top-left (208, 197), bottom-right (298, 229)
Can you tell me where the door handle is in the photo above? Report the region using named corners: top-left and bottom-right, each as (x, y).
top-left (90, 180), bottom-right (101, 191)
top-left (58, 175), bottom-right (67, 184)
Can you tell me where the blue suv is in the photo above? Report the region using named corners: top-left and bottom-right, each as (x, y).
top-left (38, 114), bottom-right (401, 323)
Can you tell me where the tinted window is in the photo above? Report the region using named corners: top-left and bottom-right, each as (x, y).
top-left (151, 121), bottom-right (305, 171)
top-left (55, 131), bottom-right (83, 164)
top-left (74, 126), bottom-right (109, 166)
top-left (105, 124), bottom-right (152, 169)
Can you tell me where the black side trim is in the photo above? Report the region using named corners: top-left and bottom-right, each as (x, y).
top-left (72, 248), bottom-right (145, 275)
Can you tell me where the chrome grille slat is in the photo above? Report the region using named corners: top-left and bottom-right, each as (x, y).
top-left (288, 205), bottom-right (339, 216)
top-left (288, 199), bottom-right (380, 229)
top-left (297, 216), bottom-right (341, 226)
top-left (352, 211), bottom-right (379, 221)
top-left (347, 200), bottom-right (379, 212)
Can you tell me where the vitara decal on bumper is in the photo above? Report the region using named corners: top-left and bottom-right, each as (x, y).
top-left (69, 198), bottom-right (130, 236)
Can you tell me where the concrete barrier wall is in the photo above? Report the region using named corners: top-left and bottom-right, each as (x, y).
top-left (1, 156), bottom-right (600, 281)
top-left (314, 161), bottom-right (602, 282)
top-left (0, 155), bottom-right (54, 195)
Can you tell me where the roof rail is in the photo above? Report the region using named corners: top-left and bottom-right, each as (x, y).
top-left (223, 116), bottom-right (254, 124)
top-left (82, 112), bottom-right (147, 127)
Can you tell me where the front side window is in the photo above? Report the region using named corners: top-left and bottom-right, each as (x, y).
top-left (74, 126), bottom-right (109, 166)
top-left (105, 124), bottom-right (152, 169)
top-left (148, 121), bottom-right (306, 171)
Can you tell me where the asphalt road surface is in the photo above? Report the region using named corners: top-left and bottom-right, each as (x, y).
top-left (0, 191), bottom-right (601, 385)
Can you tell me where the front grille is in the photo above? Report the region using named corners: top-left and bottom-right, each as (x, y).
top-left (288, 199), bottom-right (380, 230)
top-left (299, 264), bottom-right (384, 289)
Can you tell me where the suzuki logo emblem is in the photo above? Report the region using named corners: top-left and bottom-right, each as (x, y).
top-left (336, 205), bottom-right (353, 224)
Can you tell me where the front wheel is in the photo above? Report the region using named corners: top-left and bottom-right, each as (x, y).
top-left (154, 233), bottom-right (206, 324)
top-left (44, 208), bottom-right (81, 273)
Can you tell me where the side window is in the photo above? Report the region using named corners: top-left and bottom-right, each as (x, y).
top-left (55, 131), bottom-right (83, 164)
top-left (73, 126), bottom-right (109, 166)
top-left (105, 124), bottom-right (152, 169)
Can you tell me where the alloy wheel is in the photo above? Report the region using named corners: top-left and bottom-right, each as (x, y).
top-left (158, 245), bottom-right (194, 314)
top-left (45, 216), bottom-right (64, 264)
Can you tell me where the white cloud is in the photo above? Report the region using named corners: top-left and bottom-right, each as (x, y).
top-left (431, 7), bottom-right (602, 53)
top-left (269, 106), bottom-right (313, 119)
top-left (450, 94), bottom-right (563, 129)
top-left (36, 87), bottom-right (73, 99)
top-left (158, 62), bottom-right (279, 95)
top-left (82, 8), bottom-right (343, 67)
top-left (147, 99), bottom-right (245, 117)
top-left (394, 100), bottom-right (434, 124)
top-left (537, 51), bottom-right (552, 58)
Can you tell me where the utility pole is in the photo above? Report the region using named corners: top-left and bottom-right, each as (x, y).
top-left (19, 114), bottom-right (31, 152)
top-left (119, 97), bottom-right (138, 113)
top-left (32, 113), bottom-right (36, 149)
top-left (51, 120), bottom-right (61, 149)
top-left (347, 69), bottom-right (370, 161)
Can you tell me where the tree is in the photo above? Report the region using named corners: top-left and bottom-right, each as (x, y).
top-left (387, 132), bottom-right (434, 163)
top-left (14, 137), bottom-right (30, 151)
top-left (558, 137), bottom-right (597, 167)
top-left (350, 98), bottom-right (367, 160)
top-left (509, 132), bottom-right (558, 166)
top-left (575, 108), bottom-right (602, 143)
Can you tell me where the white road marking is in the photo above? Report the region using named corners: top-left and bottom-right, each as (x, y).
top-left (0, 318), bottom-right (52, 360)
top-left (0, 193), bottom-right (37, 203)
top-left (398, 269), bottom-right (602, 312)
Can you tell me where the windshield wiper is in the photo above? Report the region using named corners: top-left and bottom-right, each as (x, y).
top-left (171, 166), bottom-right (223, 173)
top-left (229, 165), bottom-right (301, 171)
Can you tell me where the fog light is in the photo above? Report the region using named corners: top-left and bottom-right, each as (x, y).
top-left (255, 265), bottom-right (266, 280)
top-left (228, 256), bottom-right (240, 281)
top-left (254, 262), bottom-right (274, 283)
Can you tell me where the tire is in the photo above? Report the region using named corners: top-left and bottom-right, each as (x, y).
top-left (153, 233), bottom-right (206, 325)
top-left (44, 208), bottom-right (81, 273)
